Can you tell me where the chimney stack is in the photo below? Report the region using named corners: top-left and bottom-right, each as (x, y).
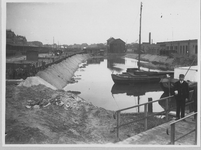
top-left (149, 32), bottom-right (151, 44)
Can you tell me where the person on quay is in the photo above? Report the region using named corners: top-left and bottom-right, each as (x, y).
top-left (173, 74), bottom-right (189, 120)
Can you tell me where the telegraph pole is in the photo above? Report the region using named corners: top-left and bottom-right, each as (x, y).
top-left (138, 2), bottom-right (143, 70)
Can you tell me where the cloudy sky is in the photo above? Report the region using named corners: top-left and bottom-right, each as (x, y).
top-left (5, 0), bottom-right (200, 45)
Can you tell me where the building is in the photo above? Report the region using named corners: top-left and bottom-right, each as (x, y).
top-left (157, 39), bottom-right (198, 56)
top-left (141, 43), bottom-right (160, 55)
top-left (83, 47), bottom-right (102, 55)
top-left (26, 49), bottom-right (39, 61)
top-left (107, 38), bottom-right (126, 53)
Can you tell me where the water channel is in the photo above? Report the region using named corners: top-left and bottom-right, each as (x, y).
top-left (64, 56), bottom-right (165, 113)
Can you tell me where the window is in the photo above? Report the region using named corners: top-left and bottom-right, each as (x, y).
top-left (195, 45), bottom-right (197, 54)
top-left (183, 45), bottom-right (185, 54)
top-left (170, 46), bottom-right (173, 50)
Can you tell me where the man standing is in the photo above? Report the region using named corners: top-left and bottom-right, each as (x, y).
top-left (174, 74), bottom-right (189, 120)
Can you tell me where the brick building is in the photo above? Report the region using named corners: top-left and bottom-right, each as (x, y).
top-left (157, 39), bottom-right (198, 56)
top-left (107, 38), bottom-right (126, 53)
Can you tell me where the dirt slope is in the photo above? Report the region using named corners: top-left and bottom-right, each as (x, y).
top-left (6, 83), bottom-right (120, 144)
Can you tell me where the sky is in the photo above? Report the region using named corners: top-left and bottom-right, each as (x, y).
top-left (4, 0), bottom-right (200, 45)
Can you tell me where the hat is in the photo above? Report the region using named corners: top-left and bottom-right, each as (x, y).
top-left (179, 74), bottom-right (185, 78)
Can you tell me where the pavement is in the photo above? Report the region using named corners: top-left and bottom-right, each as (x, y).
top-left (117, 116), bottom-right (197, 145)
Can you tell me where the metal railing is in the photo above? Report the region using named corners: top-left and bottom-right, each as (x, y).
top-left (169, 112), bottom-right (197, 145)
top-left (115, 95), bottom-right (173, 140)
top-left (114, 90), bottom-right (195, 141)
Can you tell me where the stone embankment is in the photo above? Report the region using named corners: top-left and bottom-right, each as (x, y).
top-left (125, 53), bottom-right (174, 70)
top-left (126, 53), bottom-right (174, 64)
top-left (19, 54), bottom-right (90, 89)
top-left (125, 53), bottom-right (197, 70)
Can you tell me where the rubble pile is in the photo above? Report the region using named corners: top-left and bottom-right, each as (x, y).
top-left (24, 90), bottom-right (90, 111)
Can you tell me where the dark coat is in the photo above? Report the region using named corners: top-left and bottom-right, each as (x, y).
top-left (174, 81), bottom-right (189, 100)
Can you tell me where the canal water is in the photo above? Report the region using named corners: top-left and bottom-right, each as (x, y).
top-left (64, 56), bottom-right (165, 113)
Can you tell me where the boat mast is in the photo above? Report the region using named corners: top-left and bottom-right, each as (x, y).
top-left (138, 2), bottom-right (143, 70)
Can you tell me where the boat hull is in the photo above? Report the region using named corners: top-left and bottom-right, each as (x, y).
top-left (126, 68), bottom-right (174, 76)
top-left (111, 74), bottom-right (161, 84)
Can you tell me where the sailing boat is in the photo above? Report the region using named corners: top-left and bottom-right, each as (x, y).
top-left (111, 2), bottom-right (171, 84)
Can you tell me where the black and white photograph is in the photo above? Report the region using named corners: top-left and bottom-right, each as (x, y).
top-left (1, 0), bottom-right (200, 149)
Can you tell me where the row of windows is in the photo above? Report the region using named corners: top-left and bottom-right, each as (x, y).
top-left (166, 44), bottom-right (197, 54)
top-left (166, 45), bottom-right (188, 50)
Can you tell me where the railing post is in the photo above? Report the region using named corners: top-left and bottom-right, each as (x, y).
top-left (165, 97), bottom-right (169, 122)
top-left (116, 111), bottom-right (120, 140)
top-left (148, 98), bottom-right (153, 113)
top-left (195, 113), bottom-right (197, 145)
top-left (170, 123), bottom-right (175, 145)
top-left (144, 104), bottom-right (148, 130)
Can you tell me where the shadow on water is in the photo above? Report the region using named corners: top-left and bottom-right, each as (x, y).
top-left (111, 82), bottom-right (162, 97)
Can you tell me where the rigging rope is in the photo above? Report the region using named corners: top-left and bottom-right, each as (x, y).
top-left (184, 57), bottom-right (196, 77)
top-left (111, 94), bottom-right (120, 110)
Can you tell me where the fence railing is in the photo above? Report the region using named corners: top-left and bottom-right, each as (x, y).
top-left (169, 112), bottom-right (197, 145)
top-left (114, 90), bottom-right (195, 141)
top-left (115, 95), bottom-right (173, 140)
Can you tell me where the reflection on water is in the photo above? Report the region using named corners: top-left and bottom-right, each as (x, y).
top-left (111, 83), bottom-right (161, 96)
top-left (87, 57), bottom-right (104, 64)
top-left (64, 56), bottom-right (165, 113)
top-left (107, 58), bottom-right (125, 72)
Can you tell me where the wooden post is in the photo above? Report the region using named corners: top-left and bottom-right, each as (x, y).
top-left (195, 113), bottom-right (197, 145)
top-left (148, 98), bottom-right (153, 113)
top-left (116, 111), bottom-right (120, 140)
top-left (138, 96), bottom-right (140, 112)
top-left (165, 97), bottom-right (169, 121)
top-left (170, 124), bottom-right (175, 145)
top-left (144, 104), bottom-right (148, 130)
